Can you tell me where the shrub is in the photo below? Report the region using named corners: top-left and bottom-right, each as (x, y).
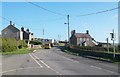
top-left (30, 40), bottom-right (42, 45)
top-left (1, 38), bottom-right (27, 52)
top-left (2, 38), bottom-right (17, 52)
top-left (18, 40), bottom-right (27, 48)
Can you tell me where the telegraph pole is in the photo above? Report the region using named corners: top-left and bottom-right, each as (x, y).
top-left (64, 15), bottom-right (70, 44)
top-left (67, 15), bottom-right (70, 43)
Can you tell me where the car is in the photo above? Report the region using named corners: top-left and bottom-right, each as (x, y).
top-left (45, 43), bottom-right (51, 49)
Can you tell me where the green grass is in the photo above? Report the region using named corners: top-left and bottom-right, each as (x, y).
top-left (58, 43), bottom-right (65, 46)
top-left (0, 48), bottom-right (32, 55)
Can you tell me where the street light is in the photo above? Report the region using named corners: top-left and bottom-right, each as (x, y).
top-left (110, 29), bottom-right (115, 58)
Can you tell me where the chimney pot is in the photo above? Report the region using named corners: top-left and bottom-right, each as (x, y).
top-left (26, 29), bottom-right (29, 32)
top-left (13, 24), bottom-right (15, 26)
top-left (21, 27), bottom-right (24, 31)
top-left (86, 30), bottom-right (89, 34)
top-left (10, 21), bottom-right (12, 25)
top-left (71, 30), bottom-right (76, 35)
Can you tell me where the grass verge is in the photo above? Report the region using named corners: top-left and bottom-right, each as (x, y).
top-left (0, 48), bottom-right (32, 55)
top-left (63, 47), bottom-right (120, 63)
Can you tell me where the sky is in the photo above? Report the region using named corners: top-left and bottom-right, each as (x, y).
top-left (1, 2), bottom-right (119, 43)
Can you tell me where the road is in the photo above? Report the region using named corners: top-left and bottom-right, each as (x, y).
top-left (1, 46), bottom-right (119, 75)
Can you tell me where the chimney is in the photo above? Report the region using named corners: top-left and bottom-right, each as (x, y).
top-left (86, 30), bottom-right (89, 34)
top-left (26, 29), bottom-right (29, 32)
top-left (31, 33), bottom-right (33, 35)
top-left (21, 27), bottom-right (24, 31)
top-left (10, 21), bottom-right (12, 25)
top-left (71, 30), bottom-right (76, 35)
top-left (13, 24), bottom-right (15, 26)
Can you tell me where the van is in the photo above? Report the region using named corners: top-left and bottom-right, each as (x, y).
top-left (45, 43), bottom-right (51, 49)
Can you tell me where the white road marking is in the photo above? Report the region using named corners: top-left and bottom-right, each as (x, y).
top-left (103, 69), bottom-right (117, 74)
top-left (90, 65), bottom-right (102, 70)
top-left (90, 65), bottom-right (118, 74)
top-left (29, 53), bottom-right (43, 68)
top-left (62, 56), bottom-right (79, 63)
top-left (32, 53), bottom-right (50, 68)
top-left (32, 53), bottom-right (62, 75)
top-left (1, 67), bottom-right (41, 74)
top-left (33, 50), bottom-right (37, 53)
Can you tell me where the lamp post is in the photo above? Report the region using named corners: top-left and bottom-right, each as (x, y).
top-left (106, 38), bottom-right (109, 53)
top-left (110, 29), bottom-right (115, 58)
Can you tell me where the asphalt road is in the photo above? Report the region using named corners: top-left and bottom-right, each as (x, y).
top-left (1, 46), bottom-right (119, 75)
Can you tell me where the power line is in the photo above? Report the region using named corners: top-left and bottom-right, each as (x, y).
top-left (1, 16), bottom-right (65, 30)
top-left (26, 1), bottom-right (67, 16)
top-left (77, 6), bottom-right (120, 17)
top-left (1, 16), bottom-right (29, 29)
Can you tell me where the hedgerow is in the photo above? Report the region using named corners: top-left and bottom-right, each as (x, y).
top-left (1, 38), bottom-right (27, 52)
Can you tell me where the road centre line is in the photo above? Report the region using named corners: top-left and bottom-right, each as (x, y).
top-left (31, 53), bottom-right (62, 75)
top-left (29, 53), bottom-right (43, 68)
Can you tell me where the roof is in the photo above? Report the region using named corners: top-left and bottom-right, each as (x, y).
top-left (23, 30), bottom-right (30, 34)
top-left (75, 33), bottom-right (92, 38)
top-left (3, 25), bottom-right (20, 33)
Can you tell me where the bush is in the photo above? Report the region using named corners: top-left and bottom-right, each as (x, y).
top-left (1, 38), bottom-right (27, 52)
top-left (30, 40), bottom-right (42, 45)
top-left (2, 38), bottom-right (17, 52)
top-left (18, 40), bottom-right (27, 48)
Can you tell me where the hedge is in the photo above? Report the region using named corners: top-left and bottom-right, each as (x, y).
top-left (69, 45), bottom-right (118, 52)
top-left (65, 47), bottom-right (120, 62)
top-left (1, 38), bottom-right (27, 52)
top-left (30, 40), bottom-right (42, 45)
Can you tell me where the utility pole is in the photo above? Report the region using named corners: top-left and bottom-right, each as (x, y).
top-left (106, 38), bottom-right (109, 53)
top-left (67, 15), bottom-right (70, 44)
top-left (110, 29), bottom-right (115, 58)
top-left (64, 14), bottom-right (70, 44)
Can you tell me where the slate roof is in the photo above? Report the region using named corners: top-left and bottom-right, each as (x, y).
top-left (3, 25), bottom-right (20, 33)
top-left (75, 33), bottom-right (92, 38)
